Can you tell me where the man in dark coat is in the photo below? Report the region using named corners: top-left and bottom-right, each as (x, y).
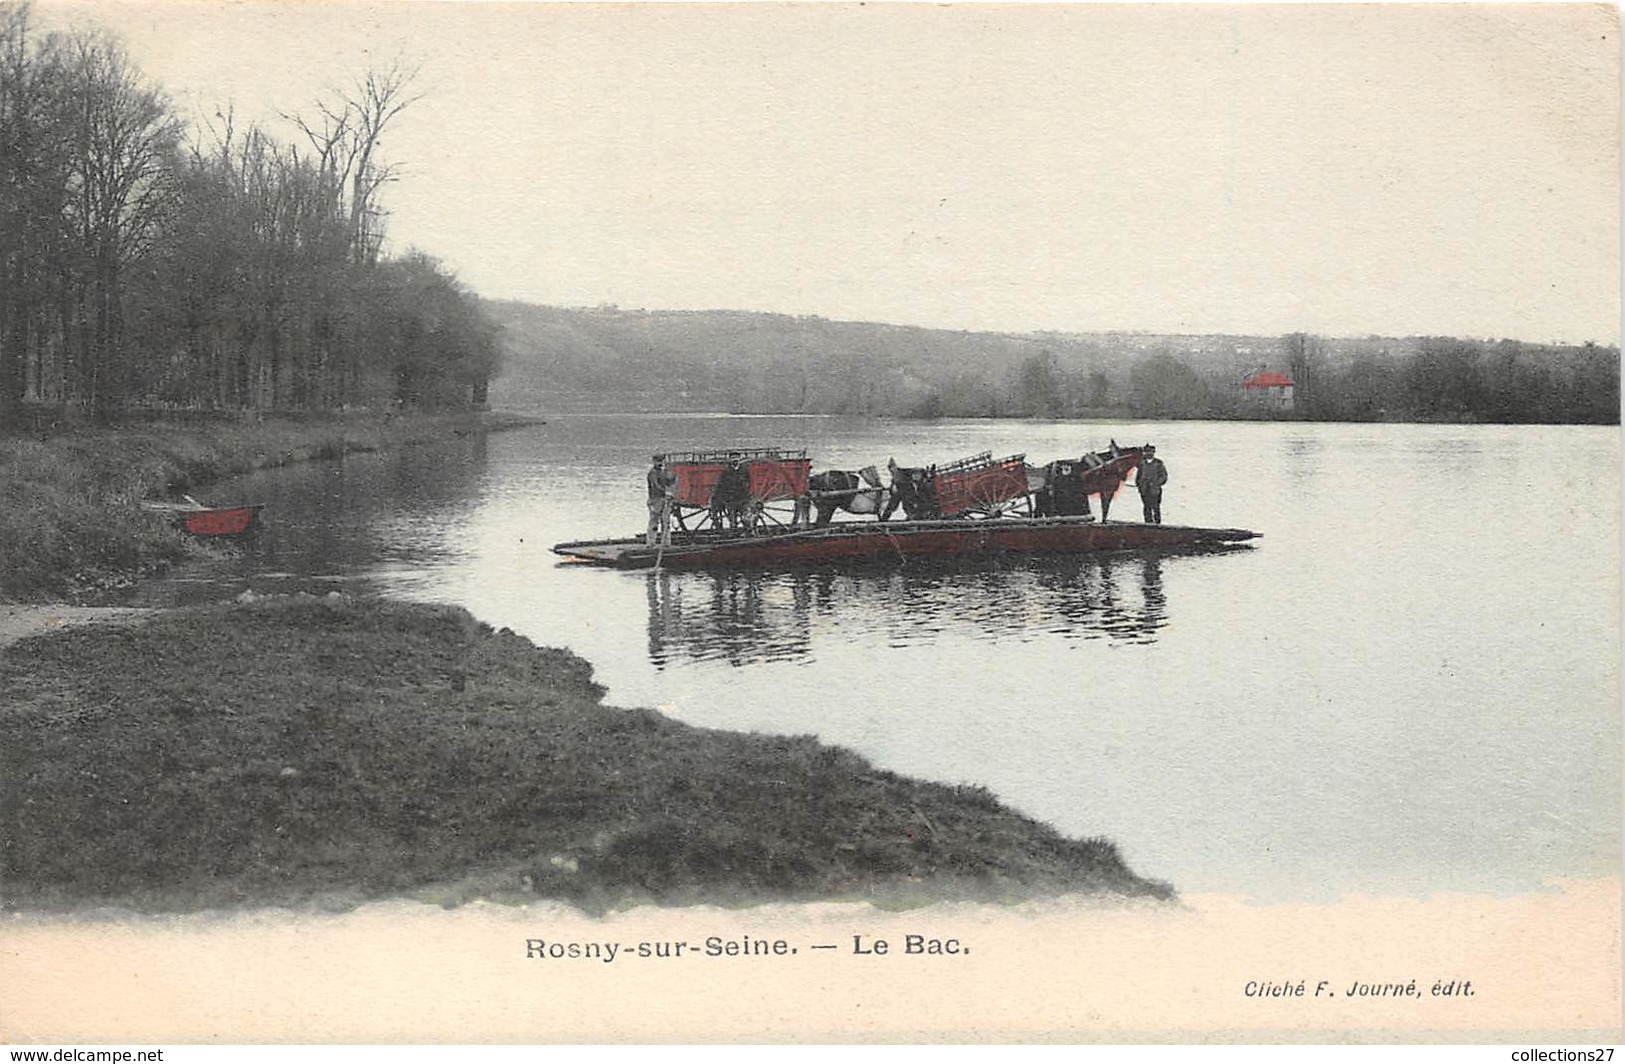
top-left (712, 456), bottom-right (753, 533)
top-left (1136, 445), bottom-right (1168, 524)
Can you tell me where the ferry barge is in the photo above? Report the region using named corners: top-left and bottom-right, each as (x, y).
top-left (553, 515), bottom-right (1259, 570)
top-left (554, 444), bottom-right (1259, 570)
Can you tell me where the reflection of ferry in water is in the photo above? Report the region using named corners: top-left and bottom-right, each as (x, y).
top-left (645, 555), bottom-right (1172, 668)
top-left (556, 444), bottom-right (1258, 570)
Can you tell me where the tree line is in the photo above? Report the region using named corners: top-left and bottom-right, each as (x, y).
top-left (489, 302), bottom-right (1618, 424)
top-left (985, 335), bottom-right (1619, 424)
top-left (0, 2), bottom-right (498, 423)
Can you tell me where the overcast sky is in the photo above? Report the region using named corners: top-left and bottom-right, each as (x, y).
top-left (40, 1), bottom-right (1623, 344)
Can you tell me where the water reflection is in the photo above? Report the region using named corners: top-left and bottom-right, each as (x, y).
top-left (645, 569), bottom-right (815, 667)
top-left (1280, 434), bottom-right (1323, 487)
top-left (1412, 435), bottom-right (1485, 473)
top-left (130, 436), bottom-right (493, 607)
top-left (644, 553), bottom-right (1170, 667)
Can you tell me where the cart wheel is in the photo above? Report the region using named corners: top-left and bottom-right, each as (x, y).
top-left (961, 489), bottom-right (1031, 519)
top-left (750, 497), bottom-right (801, 532)
top-left (673, 505), bottom-right (718, 534)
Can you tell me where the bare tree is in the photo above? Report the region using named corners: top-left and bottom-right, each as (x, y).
top-left (59, 27), bottom-right (180, 414)
top-left (1284, 332), bottom-right (1320, 416)
top-left (289, 59), bottom-right (419, 268)
top-left (342, 60), bottom-right (420, 265)
top-left (0, 1), bottom-right (74, 416)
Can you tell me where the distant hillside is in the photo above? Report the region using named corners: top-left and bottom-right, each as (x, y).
top-left (484, 301), bottom-right (1619, 424)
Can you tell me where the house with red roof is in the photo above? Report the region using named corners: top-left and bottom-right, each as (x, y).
top-left (1242, 370), bottom-right (1295, 409)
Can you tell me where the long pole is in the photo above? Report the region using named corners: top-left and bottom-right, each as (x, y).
top-left (654, 495), bottom-right (670, 570)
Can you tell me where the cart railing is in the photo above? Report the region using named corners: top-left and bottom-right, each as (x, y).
top-left (659, 449), bottom-right (811, 533)
top-left (665, 449), bottom-right (810, 508)
top-left (926, 452), bottom-right (1030, 517)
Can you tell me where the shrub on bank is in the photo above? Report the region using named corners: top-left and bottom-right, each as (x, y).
top-left (0, 437), bottom-right (183, 602)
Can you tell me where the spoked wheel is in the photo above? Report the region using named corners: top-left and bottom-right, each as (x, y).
top-left (748, 497), bottom-right (803, 533)
top-left (959, 490), bottom-right (1034, 519)
top-left (672, 504), bottom-right (721, 534)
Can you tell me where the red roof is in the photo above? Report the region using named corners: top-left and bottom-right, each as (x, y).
top-left (1243, 371), bottom-right (1295, 388)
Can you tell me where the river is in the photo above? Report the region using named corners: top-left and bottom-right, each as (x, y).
top-left (130, 414), bottom-right (1622, 903)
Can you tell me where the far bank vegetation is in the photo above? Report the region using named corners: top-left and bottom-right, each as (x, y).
top-left (488, 307), bottom-right (1619, 426)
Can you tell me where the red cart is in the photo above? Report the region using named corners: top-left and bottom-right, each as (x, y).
top-left (921, 451), bottom-right (1033, 518)
top-left (665, 448), bottom-right (812, 535)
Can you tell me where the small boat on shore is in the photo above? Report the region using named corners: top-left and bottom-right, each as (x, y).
top-left (554, 515), bottom-right (1259, 570)
top-left (142, 496), bottom-right (264, 537)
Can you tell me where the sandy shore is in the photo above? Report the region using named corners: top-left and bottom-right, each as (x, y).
top-left (0, 604), bottom-right (153, 652)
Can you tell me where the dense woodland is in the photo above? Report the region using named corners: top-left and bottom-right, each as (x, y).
top-left (488, 303), bottom-right (1619, 424)
top-left (0, 3), bottom-right (499, 423)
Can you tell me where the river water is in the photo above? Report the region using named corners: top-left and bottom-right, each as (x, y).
top-left (132, 414), bottom-right (1622, 902)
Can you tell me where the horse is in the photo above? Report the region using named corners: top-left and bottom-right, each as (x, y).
top-left (1033, 441), bottom-right (1149, 521)
top-left (884, 458), bottom-right (941, 520)
top-left (1030, 459), bottom-right (1092, 518)
top-left (1085, 441), bottom-right (1150, 521)
top-left (805, 465), bottom-right (895, 526)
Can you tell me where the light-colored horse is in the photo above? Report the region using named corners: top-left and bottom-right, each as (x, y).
top-left (805, 465), bottom-right (896, 525)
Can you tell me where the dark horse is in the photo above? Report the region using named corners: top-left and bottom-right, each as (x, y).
top-left (1032, 442), bottom-right (1147, 522)
top-left (884, 458), bottom-right (941, 520)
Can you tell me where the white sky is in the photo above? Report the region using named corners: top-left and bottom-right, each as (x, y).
top-left (38, 1), bottom-right (1624, 344)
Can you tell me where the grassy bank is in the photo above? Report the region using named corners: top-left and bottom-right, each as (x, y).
top-left (0, 410), bottom-right (536, 603)
top-left (0, 596), bottom-right (1172, 914)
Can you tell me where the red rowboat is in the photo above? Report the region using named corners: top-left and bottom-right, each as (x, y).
top-left (177, 505), bottom-right (261, 536)
top-left (143, 498), bottom-right (263, 537)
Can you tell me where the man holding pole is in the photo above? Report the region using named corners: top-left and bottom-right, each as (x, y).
top-left (646, 454), bottom-right (678, 546)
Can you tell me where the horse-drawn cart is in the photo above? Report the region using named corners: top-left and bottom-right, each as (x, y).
top-left (909, 451), bottom-right (1033, 519)
top-left (665, 448), bottom-right (811, 535)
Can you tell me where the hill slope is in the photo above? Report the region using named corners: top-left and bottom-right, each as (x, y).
top-left (485, 301), bottom-right (1619, 423)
